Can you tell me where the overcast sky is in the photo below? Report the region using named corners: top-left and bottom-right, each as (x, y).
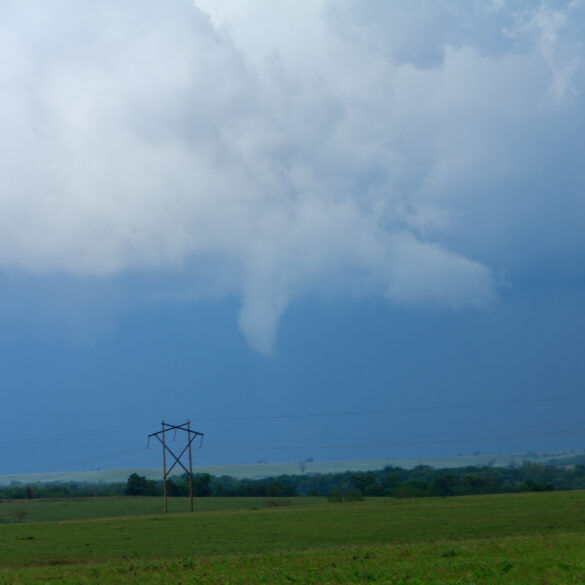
top-left (1, 0), bottom-right (584, 474)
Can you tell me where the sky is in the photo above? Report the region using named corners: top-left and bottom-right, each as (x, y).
top-left (1, 0), bottom-right (585, 474)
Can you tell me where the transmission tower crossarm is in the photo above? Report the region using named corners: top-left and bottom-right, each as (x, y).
top-left (147, 420), bottom-right (204, 513)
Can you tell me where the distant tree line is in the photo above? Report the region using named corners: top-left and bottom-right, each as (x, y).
top-left (123, 472), bottom-right (297, 497)
top-left (2, 460), bottom-right (585, 501)
top-left (0, 480), bottom-right (125, 500)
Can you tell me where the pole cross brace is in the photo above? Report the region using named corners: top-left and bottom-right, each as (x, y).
top-left (147, 420), bottom-right (204, 513)
top-left (152, 433), bottom-right (201, 478)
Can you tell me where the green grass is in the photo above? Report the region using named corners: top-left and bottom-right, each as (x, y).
top-left (2, 534), bottom-right (584, 584)
top-left (1, 492), bottom-right (585, 583)
top-left (0, 495), bottom-right (315, 523)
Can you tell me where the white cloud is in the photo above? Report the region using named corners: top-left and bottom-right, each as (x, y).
top-left (0, 0), bottom-right (583, 353)
top-left (504, 2), bottom-right (581, 105)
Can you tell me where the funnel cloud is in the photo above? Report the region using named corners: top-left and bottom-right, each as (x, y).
top-left (1, 0), bottom-right (584, 352)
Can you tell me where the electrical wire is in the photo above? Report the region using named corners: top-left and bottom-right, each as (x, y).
top-left (4, 420), bottom-right (584, 475)
top-left (1, 393), bottom-right (583, 474)
top-left (189, 392), bottom-right (585, 423)
top-left (206, 420), bottom-right (585, 446)
top-left (200, 427), bottom-right (585, 452)
top-left (1, 392), bottom-right (583, 449)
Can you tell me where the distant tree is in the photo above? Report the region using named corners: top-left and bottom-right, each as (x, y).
top-left (350, 472), bottom-right (378, 494)
top-left (380, 471), bottom-right (401, 495)
top-left (124, 473), bottom-right (159, 496)
top-left (393, 480), bottom-right (429, 498)
top-left (193, 473), bottom-right (212, 497)
top-left (430, 474), bottom-right (457, 497)
top-left (166, 478), bottom-right (187, 497)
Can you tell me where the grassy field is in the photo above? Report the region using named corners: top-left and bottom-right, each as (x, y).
top-left (1, 492), bottom-right (585, 583)
top-left (0, 495), bottom-right (320, 523)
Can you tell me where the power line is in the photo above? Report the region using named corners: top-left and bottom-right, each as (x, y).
top-left (5, 421), bottom-right (584, 474)
top-left (0, 421), bottom-right (158, 448)
top-left (200, 427), bottom-right (585, 453)
top-left (190, 393), bottom-right (585, 424)
top-left (205, 420), bottom-right (585, 446)
top-left (1, 393), bottom-right (583, 473)
top-left (1, 392), bottom-right (582, 449)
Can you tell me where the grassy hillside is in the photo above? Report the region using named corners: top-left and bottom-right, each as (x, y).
top-left (1, 492), bottom-right (585, 583)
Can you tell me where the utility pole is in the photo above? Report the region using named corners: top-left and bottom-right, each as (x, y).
top-left (147, 420), bottom-right (204, 513)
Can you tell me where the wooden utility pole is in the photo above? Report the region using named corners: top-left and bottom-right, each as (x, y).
top-left (162, 421), bottom-right (168, 513)
top-left (147, 420), bottom-right (204, 513)
top-left (188, 420), bottom-right (194, 512)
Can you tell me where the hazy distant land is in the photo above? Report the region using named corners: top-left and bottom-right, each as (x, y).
top-left (2, 450), bottom-right (582, 486)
